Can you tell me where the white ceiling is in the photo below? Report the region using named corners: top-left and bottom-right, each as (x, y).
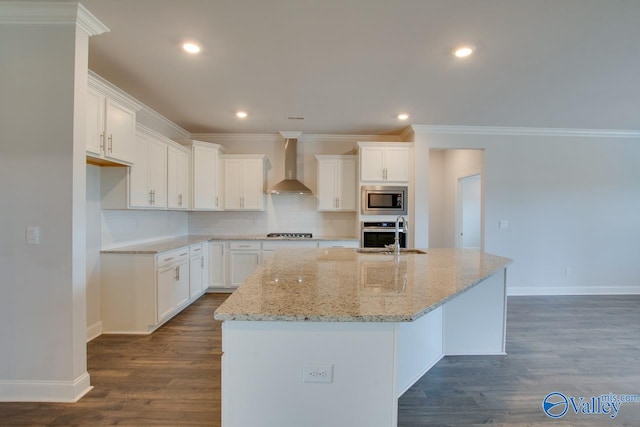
top-left (72, 1), bottom-right (640, 134)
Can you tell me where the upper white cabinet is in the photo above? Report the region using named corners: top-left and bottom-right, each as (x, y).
top-left (223, 154), bottom-right (266, 211)
top-left (86, 73), bottom-right (140, 166)
top-left (129, 126), bottom-right (168, 209)
top-left (358, 142), bottom-right (412, 183)
top-left (180, 140), bottom-right (223, 210)
top-left (315, 155), bottom-right (356, 211)
top-left (167, 144), bottom-right (190, 210)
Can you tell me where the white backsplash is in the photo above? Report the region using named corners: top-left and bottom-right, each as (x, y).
top-left (101, 209), bottom-right (189, 249)
top-left (189, 194), bottom-right (357, 237)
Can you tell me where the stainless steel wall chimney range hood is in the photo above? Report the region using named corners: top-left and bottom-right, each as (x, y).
top-left (267, 131), bottom-right (313, 194)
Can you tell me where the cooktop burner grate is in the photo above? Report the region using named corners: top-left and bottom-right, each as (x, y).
top-left (266, 232), bottom-right (313, 238)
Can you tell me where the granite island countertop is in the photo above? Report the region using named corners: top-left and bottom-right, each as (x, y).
top-left (101, 235), bottom-right (359, 254)
top-left (214, 247), bottom-right (512, 322)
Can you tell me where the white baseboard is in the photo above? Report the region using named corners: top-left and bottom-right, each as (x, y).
top-left (86, 321), bottom-right (102, 342)
top-left (508, 286), bottom-right (640, 296)
top-left (0, 372), bottom-right (92, 403)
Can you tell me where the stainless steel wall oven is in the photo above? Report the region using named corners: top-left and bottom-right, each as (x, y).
top-left (360, 221), bottom-right (407, 248)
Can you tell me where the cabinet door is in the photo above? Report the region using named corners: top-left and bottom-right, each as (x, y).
top-left (229, 250), bottom-right (261, 287)
top-left (317, 159), bottom-right (338, 210)
top-left (86, 87), bottom-right (105, 156)
top-left (129, 131), bottom-right (152, 208)
top-left (157, 264), bottom-right (176, 323)
top-left (193, 145), bottom-right (219, 210)
top-left (200, 243), bottom-right (209, 292)
top-left (384, 146), bottom-right (410, 182)
top-left (104, 97), bottom-right (136, 164)
top-left (209, 242), bottom-right (226, 288)
top-left (147, 137), bottom-right (167, 208)
top-left (337, 159), bottom-right (357, 210)
top-left (174, 260), bottom-right (190, 308)
top-left (360, 146), bottom-right (385, 181)
top-left (168, 146), bottom-right (189, 209)
top-left (224, 159), bottom-right (243, 209)
top-left (241, 160), bottom-right (264, 210)
top-left (189, 255), bottom-right (203, 299)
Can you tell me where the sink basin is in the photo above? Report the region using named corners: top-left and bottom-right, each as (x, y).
top-left (357, 248), bottom-right (427, 255)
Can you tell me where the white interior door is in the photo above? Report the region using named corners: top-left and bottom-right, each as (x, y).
top-left (457, 174), bottom-right (482, 249)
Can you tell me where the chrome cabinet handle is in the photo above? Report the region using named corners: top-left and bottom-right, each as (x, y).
top-left (178, 194), bottom-right (183, 206)
top-left (99, 132), bottom-right (105, 152)
top-left (149, 190), bottom-right (153, 205)
top-left (174, 266), bottom-right (179, 280)
top-left (108, 134), bottom-right (113, 153)
top-left (215, 196), bottom-right (219, 207)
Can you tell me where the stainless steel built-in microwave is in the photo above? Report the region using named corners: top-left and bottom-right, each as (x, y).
top-left (361, 185), bottom-right (407, 215)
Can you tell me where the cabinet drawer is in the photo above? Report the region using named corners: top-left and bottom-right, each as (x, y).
top-left (229, 241), bottom-right (261, 250)
top-left (190, 243), bottom-right (204, 256)
top-left (157, 247), bottom-right (190, 267)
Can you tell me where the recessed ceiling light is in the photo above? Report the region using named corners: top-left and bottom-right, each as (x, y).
top-left (453, 46), bottom-right (474, 58)
top-left (236, 111), bottom-right (248, 118)
top-left (397, 113), bottom-right (409, 121)
top-left (182, 42), bottom-right (201, 54)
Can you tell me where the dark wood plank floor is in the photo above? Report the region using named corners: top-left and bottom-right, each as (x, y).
top-left (1, 294), bottom-right (639, 426)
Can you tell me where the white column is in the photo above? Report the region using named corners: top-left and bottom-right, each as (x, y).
top-left (0, 2), bottom-right (108, 402)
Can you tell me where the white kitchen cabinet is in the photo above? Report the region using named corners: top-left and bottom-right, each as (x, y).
top-left (86, 73), bottom-right (140, 166)
top-left (229, 241), bottom-right (261, 287)
top-left (101, 247), bottom-right (191, 334)
top-left (167, 144), bottom-right (190, 210)
top-left (358, 142), bottom-right (412, 183)
top-left (189, 243), bottom-right (209, 299)
top-left (129, 126), bottom-right (168, 208)
top-left (316, 155), bottom-right (356, 211)
top-left (179, 140), bottom-right (223, 210)
top-left (223, 155), bottom-right (266, 211)
top-left (209, 241), bottom-right (226, 290)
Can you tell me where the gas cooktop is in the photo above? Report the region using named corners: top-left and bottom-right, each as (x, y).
top-left (266, 233), bottom-right (313, 238)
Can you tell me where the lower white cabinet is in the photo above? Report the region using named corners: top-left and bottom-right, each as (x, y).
top-left (101, 246), bottom-right (194, 334)
top-left (189, 243), bottom-right (209, 299)
top-left (229, 241), bottom-right (261, 287)
top-left (209, 241), bottom-right (226, 289)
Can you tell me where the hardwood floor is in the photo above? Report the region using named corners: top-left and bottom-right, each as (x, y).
top-left (1, 294), bottom-right (639, 426)
top-left (0, 293), bottom-right (227, 427)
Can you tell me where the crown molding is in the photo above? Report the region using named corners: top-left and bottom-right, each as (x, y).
top-left (190, 133), bottom-right (403, 144)
top-left (0, 2), bottom-right (109, 36)
top-left (410, 125), bottom-right (640, 138)
top-left (136, 105), bottom-right (190, 140)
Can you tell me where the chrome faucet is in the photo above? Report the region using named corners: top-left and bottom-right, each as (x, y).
top-left (385, 215), bottom-right (408, 254)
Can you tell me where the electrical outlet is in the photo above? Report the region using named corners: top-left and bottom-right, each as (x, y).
top-left (303, 364), bottom-right (333, 383)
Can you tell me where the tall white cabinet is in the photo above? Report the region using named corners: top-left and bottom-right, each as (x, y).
top-left (222, 154), bottom-right (266, 211)
top-left (180, 140), bottom-right (223, 210)
top-left (129, 127), bottom-right (168, 208)
top-left (315, 155), bottom-right (357, 211)
top-left (167, 145), bottom-right (190, 210)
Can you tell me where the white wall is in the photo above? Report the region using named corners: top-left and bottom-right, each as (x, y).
top-left (0, 15), bottom-right (92, 401)
top-left (413, 127), bottom-right (640, 295)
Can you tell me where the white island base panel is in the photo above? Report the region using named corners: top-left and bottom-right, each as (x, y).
top-left (221, 269), bottom-right (507, 427)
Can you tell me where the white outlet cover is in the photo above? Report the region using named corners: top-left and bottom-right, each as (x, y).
top-left (303, 364), bottom-right (333, 383)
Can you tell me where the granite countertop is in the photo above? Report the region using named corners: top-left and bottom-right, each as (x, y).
top-left (101, 235), bottom-right (359, 254)
top-left (214, 248), bottom-right (512, 323)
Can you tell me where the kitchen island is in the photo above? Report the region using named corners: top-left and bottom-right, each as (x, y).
top-left (214, 248), bottom-right (512, 427)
